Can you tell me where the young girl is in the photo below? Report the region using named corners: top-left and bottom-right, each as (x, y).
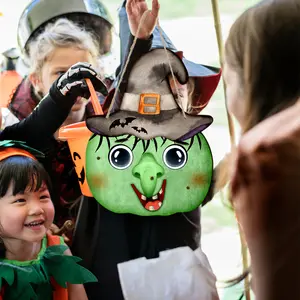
top-left (1, 0), bottom-right (113, 128)
top-left (218, 0), bottom-right (300, 297)
top-left (0, 142), bottom-right (97, 300)
top-left (8, 18), bottom-right (108, 232)
top-left (222, 0), bottom-right (300, 297)
top-left (19, 18), bottom-right (101, 127)
top-left (6, 2), bottom-right (160, 298)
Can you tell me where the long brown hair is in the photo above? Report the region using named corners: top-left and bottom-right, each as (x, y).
top-left (216, 0), bottom-right (300, 191)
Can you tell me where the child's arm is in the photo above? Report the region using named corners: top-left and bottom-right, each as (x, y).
top-left (103, 0), bottom-right (159, 112)
top-left (0, 63), bottom-right (107, 151)
top-left (122, 0), bottom-right (159, 70)
top-left (67, 283), bottom-right (88, 300)
top-left (64, 247), bottom-right (89, 300)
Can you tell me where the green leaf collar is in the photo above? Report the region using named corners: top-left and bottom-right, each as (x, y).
top-left (0, 236), bottom-right (97, 300)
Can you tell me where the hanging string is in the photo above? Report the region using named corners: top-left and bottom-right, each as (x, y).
top-left (106, 10), bottom-right (150, 118)
top-left (156, 19), bottom-right (186, 117)
top-left (106, 9), bottom-right (186, 118)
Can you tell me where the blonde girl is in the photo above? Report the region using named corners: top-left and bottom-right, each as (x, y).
top-left (28, 18), bottom-right (102, 126)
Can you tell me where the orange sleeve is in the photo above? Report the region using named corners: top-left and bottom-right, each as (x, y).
top-left (47, 234), bottom-right (68, 300)
top-left (52, 278), bottom-right (68, 300)
top-left (47, 234), bottom-right (63, 246)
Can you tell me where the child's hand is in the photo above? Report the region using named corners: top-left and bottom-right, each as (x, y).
top-left (126, 0), bottom-right (160, 39)
top-left (48, 223), bottom-right (70, 243)
top-left (50, 62), bottom-right (108, 101)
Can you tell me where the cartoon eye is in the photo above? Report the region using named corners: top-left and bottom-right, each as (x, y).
top-left (109, 145), bottom-right (133, 170)
top-left (163, 145), bottom-right (188, 169)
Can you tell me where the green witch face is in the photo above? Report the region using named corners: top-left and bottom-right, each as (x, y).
top-left (86, 133), bottom-right (213, 216)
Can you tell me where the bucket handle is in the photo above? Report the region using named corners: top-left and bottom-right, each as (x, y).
top-left (86, 78), bottom-right (104, 115)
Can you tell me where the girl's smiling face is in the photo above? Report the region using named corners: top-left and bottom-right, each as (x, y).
top-left (0, 182), bottom-right (54, 243)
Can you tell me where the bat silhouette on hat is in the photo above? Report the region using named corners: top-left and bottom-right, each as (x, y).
top-left (87, 48), bottom-right (213, 141)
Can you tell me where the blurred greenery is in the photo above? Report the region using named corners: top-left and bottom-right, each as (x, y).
top-left (9, 0), bottom-right (262, 21)
top-left (105, 0), bottom-right (261, 19)
top-left (201, 189), bottom-right (236, 233)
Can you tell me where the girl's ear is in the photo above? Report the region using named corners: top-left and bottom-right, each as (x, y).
top-left (29, 73), bottom-right (44, 94)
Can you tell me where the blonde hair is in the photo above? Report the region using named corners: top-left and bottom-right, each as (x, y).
top-left (28, 18), bottom-right (100, 75)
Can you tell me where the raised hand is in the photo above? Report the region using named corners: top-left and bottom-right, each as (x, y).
top-left (126, 0), bottom-right (160, 39)
top-left (52, 62), bottom-right (108, 100)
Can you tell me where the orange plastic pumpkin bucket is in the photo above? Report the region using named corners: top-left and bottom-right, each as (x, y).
top-left (58, 121), bottom-right (92, 196)
top-left (58, 78), bottom-right (104, 196)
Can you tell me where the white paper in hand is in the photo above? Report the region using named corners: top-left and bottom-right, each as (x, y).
top-left (118, 246), bottom-right (219, 300)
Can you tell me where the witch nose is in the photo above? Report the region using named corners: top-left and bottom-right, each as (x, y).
top-left (132, 153), bottom-right (164, 197)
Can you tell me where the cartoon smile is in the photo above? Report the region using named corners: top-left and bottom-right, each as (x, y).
top-left (131, 180), bottom-right (167, 211)
top-left (77, 167), bottom-right (85, 184)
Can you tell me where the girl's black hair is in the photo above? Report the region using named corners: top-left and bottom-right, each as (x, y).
top-left (0, 155), bottom-right (52, 257)
top-left (0, 156), bottom-right (52, 198)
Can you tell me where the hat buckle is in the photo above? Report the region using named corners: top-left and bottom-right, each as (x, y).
top-left (138, 93), bottom-right (161, 115)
